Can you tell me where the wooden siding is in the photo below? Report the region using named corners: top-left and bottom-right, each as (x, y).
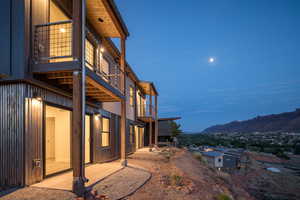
top-left (0, 84), bottom-right (25, 190)
top-left (24, 98), bottom-right (43, 185)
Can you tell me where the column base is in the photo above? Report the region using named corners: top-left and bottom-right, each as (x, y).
top-left (120, 159), bottom-right (127, 166)
top-left (72, 177), bottom-right (86, 197)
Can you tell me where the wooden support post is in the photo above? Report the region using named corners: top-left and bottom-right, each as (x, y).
top-left (72, 0), bottom-right (86, 196)
top-left (149, 90), bottom-right (153, 147)
top-left (155, 95), bottom-right (158, 145)
top-left (120, 37), bottom-right (127, 166)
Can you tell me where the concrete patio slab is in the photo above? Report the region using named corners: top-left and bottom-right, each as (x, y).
top-left (32, 161), bottom-right (123, 191)
top-left (0, 164), bottom-right (151, 200)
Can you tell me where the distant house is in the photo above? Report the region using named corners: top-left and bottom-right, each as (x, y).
top-left (158, 117), bottom-right (181, 143)
top-left (214, 148), bottom-right (243, 170)
top-left (201, 151), bottom-right (223, 169)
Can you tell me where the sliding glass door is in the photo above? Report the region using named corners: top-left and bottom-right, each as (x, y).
top-left (45, 105), bottom-right (71, 176)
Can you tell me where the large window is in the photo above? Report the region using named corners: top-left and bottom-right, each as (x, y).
top-left (129, 124), bottom-right (134, 144)
top-left (129, 86), bottom-right (134, 106)
top-left (101, 117), bottom-right (110, 147)
top-left (45, 105), bottom-right (71, 176)
top-left (85, 39), bottom-right (95, 70)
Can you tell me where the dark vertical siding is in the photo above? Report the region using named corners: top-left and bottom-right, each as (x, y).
top-left (11, 0), bottom-right (26, 79)
top-left (0, 0), bottom-right (11, 77)
top-left (24, 98), bottom-right (43, 185)
top-left (0, 84), bottom-right (25, 190)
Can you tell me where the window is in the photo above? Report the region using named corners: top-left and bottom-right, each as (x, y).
top-left (85, 39), bottom-right (95, 70)
top-left (101, 117), bottom-right (110, 147)
top-left (129, 125), bottom-right (135, 144)
top-left (101, 56), bottom-right (110, 75)
top-left (129, 86), bottom-right (134, 106)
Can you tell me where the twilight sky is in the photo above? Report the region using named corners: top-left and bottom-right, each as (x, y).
top-left (115, 0), bottom-right (300, 132)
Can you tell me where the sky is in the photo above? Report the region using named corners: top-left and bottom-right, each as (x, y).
top-left (115, 0), bottom-right (300, 132)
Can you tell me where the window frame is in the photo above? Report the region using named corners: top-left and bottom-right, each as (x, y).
top-left (101, 116), bottom-right (111, 147)
top-left (85, 38), bottom-right (95, 70)
top-left (129, 86), bottom-right (134, 107)
top-left (101, 55), bottom-right (110, 76)
top-left (129, 124), bottom-right (135, 144)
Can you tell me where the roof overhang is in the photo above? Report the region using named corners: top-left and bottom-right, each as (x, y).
top-left (87, 0), bottom-right (129, 38)
top-left (139, 81), bottom-right (158, 96)
top-left (158, 117), bottom-right (181, 121)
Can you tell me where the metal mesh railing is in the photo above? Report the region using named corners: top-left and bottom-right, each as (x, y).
top-left (33, 20), bottom-right (73, 64)
top-left (33, 20), bottom-right (124, 94)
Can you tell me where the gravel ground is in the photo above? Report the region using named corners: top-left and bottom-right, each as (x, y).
top-left (0, 187), bottom-right (76, 200)
top-left (0, 167), bottom-right (151, 200)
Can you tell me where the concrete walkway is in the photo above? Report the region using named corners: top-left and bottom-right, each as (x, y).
top-left (0, 164), bottom-right (151, 200)
top-left (32, 161), bottom-right (123, 191)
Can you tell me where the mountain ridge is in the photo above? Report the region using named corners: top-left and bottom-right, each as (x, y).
top-left (202, 109), bottom-right (300, 133)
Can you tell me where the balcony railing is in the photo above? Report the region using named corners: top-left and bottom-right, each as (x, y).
top-left (137, 104), bottom-right (156, 119)
top-left (33, 20), bottom-right (124, 94)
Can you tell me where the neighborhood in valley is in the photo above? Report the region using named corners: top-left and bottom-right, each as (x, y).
top-left (0, 0), bottom-right (300, 200)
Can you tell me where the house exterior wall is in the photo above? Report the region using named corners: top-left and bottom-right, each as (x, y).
top-left (126, 77), bottom-right (135, 121)
top-left (0, 0), bottom-right (154, 191)
top-left (0, 83), bottom-right (26, 189)
top-left (0, 82), bottom-right (136, 188)
top-left (214, 156), bottom-right (223, 168)
top-left (102, 75), bottom-right (136, 121)
top-left (0, 0), bottom-right (26, 80)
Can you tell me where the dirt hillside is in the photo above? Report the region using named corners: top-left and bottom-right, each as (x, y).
top-left (126, 148), bottom-right (253, 200)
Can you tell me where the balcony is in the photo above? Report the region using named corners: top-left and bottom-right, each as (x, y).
top-left (32, 20), bottom-right (124, 102)
top-left (137, 104), bottom-right (156, 122)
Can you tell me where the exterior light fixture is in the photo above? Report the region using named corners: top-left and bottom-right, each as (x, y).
top-left (59, 28), bottom-right (66, 33)
top-left (33, 92), bottom-right (42, 101)
top-left (100, 48), bottom-right (105, 53)
top-left (36, 97), bottom-right (43, 101)
top-left (95, 113), bottom-right (101, 119)
top-left (98, 18), bottom-right (104, 23)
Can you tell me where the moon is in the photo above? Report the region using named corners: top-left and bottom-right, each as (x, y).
top-left (209, 57), bottom-right (215, 63)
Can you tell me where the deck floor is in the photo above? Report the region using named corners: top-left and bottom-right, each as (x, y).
top-left (32, 161), bottom-right (123, 191)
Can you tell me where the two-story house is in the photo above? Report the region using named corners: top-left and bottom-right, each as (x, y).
top-left (0, 0), bottom-right (158, 195)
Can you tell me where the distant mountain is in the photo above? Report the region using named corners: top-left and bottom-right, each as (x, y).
top-left (202, 109), bottom-right (300, 133)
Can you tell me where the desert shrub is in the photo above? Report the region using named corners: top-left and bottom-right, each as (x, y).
top-left (193, 152), bottom-right (203, 161)
top-left (162, 174), bottom-right (184, 186)
top-left (215, 193), bottom-right (232, 200)
top-left (159, 148), bottom-right (176, 162)
top-left (171, 175), bottom-right (184, 186)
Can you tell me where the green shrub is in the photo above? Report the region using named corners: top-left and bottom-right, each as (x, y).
top-left (193, 152), bottom-right (203, 161)
top-left (215, 194), bottom-right (232, 200)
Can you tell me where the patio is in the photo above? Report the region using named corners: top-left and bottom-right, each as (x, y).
top-left (32, 161), bottom-right (123, 191)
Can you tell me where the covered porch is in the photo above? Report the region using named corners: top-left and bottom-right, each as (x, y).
top-left (32, 161), bottom-right (123, 191)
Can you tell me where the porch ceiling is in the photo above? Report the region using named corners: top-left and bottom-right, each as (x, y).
top-left (87, 0), bottom-right (129, 38)
top-left (139, 81), bottom-right (158, 96)
top-left (45, 72), bottom-right (122, 102)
